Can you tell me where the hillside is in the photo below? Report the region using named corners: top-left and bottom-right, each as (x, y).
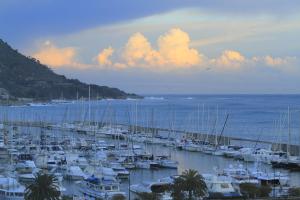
top-left (0, 39), bottom-right (139, 101)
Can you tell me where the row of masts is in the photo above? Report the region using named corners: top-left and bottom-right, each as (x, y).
top-left (0, 90), bottom-right (299, 155)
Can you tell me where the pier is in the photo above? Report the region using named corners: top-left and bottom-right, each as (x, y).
top-left (2, 120), bottom-right (300, 156)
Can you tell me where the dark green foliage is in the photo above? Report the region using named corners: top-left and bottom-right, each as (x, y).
top-left (259, 185), bottom-right (272, 197)
top-left (171, 178), bottom-right (186, 200)
top-left (0, 39), bottom-right (140, 100)
top-left (239, 183), bottom-right (271, 198)
top-left (25, 173), bottom-right (60, 200)
top-left (289, 187), bottom-right (300, 197)
top-left (111, 194), bottom-right (127, 200)
top-left (61, 195), bottom-right (73, 200)
top-left (240, 183), bottom-right (259, 198)
top-left (171, 169), bottom-right (207, 200)
top-left (135, 192), bottom-right (160, 200)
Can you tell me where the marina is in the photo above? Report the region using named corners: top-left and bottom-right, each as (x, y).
top-left (1, 0), bottom-right (300, 199)
top-left (1, 95), bottom-right (300, 199)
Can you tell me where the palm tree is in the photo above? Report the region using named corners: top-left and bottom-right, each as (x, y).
top-left (112, 194), bottom-right (127, 200)
top-left (172, 169), bottom-right (207, 200)
top-left (136, 192), bottom-right (160, 200)
top-left (25, 172), bottom-right (60, 200)
top-left (171, 177), bottom-right (185, 200)
top-left (239, 183), bottom-right (271, 198)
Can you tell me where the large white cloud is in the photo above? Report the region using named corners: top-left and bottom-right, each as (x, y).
top-left (33, 29), bottom-right (298, 73)
top-left (158, 28), bottom-right (202, 67)
top-left (119, 28), bottom-right (203, 70)
top-left (122, 32), bottom-right (162, 67)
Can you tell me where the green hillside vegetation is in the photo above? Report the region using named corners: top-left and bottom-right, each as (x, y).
top-left (0, 39), bottom-right (140, 101)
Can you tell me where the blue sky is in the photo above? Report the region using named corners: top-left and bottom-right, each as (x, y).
top-left (1, 0), bottom-right (300, 94)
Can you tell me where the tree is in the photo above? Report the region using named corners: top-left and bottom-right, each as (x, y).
top-left (171, 169), bottom-right (207, 200)
top-left (240, 183), bottom-right (271, 199)
top-left (135, 192), bottom-right (160, 200)
top-left (25, 173), bottom-right (60, 200)
top-left (289, 187), bottom-right (300, 197)
top-left (259, 185), bottom-right (272, 197)
top-left (61, 196), bottom-right (73, 200)
top-left (240, 183), bottom-right (259, 198)
top-left (171, 178), bottom-right (186, 200)
top-left (112, 194), bottom-right (127, 200)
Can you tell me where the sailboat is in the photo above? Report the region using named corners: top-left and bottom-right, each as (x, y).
top-left (78, 86), bottom-right (126, 199)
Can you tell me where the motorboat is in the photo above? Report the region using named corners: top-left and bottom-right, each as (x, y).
top-left (221, 164), bottom-right (259, 184)
top-left (135, 155), bottom-right (160, 169)
top-left (15, 160), bottom-right (38, 174)
top-left (84, 166), bottom-right (117, 180)
top-left (110, 162), bottom-right (129, 179)
top-left (203, 173), bottom-right (242, 199)
top-left (156, 156), bottom-right (178, 169)
top-left (64, 165), bottom-right (86, 181)
top-left (130, 181), bottom-right (171, 194)
top-left (182, 141), bottom-right (201, 152)
top-left (249, 168), bottom-right (290, 186)
top-left (0, 176), bottom-right (25, 200)
top-left (79, 175), bottom-right (126, 199)
top-left (136, 160), bottom-right (160, 169)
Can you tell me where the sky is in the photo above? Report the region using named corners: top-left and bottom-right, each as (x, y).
top-left (1, 0), bottom-right (300, 94)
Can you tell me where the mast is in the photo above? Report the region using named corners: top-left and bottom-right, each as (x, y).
top-left (205, 107), bottom-right (210, 143)
top-left (135, 101), bottom-right (137, 134)
top-left (287, 106), bottom-right (291, 157)
top-left (202, 104), bottom-right (205, 133)
top-left (215, 105), bottom-right (219, 146)
top-left (216, 114), bottom-right (229, 149)
top-left (197, 104), bottom-right (200, 133)
top-left (88, 85), bottom-right (91, 128)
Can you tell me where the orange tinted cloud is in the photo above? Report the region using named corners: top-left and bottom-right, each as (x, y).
top-left (158, 28), bottom-right (201, 67)
top-left (33, 31), bottom-right (297, 73)
top-left (264, 55), bottom-right (293, 66)
top-left (33, 42), bottom-right (76, 68)
top-left (120, 28), bottom-right (203, 70)
top-left (250, 55), bottom-right (298, 72)
top-left (211, 50), bottom-right (246, 70)
top-left (97, 47), bottom-right (114, 66)
top-left (122, 32), bottom-right (163, 67)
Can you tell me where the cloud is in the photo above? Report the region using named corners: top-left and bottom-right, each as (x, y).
top-left (113, 62), bottom-right (127, 69)
top-left (120, 28), bottom-right (203, 70)
top-left (250, 55), bottom-right (299, 72)
top-left (33, 41), bottom-right (90, 69)
top-left (210, 50), bottom-right (246, 70)
top-left (32, 30), bottom-right (298, 74)
top-left (158, 28), bottom-right (202, 67)
top-left (122, 32), bottom-right (163, 67)
top-left (97, 47), bottom-right (114, 66)
top-left (263, 55), bottom-right (295, 67)
top-left (33, 41), bottom-right (76, 68)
